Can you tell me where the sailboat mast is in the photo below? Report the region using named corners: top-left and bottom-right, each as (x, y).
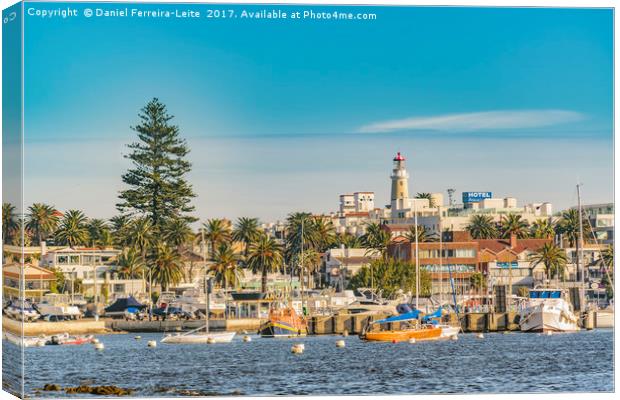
top-left (414, 200), bottom-right (419, 309)
top-left (439, 216), bottom-right (443, 305)
top-left (300, 218), bottom-right (305, 314)
top-left (202, 229), bottom-right (210, 334)
top-left (577, 183), bottom-right (585, 308)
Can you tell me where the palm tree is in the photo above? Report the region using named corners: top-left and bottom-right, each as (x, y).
top-left (246, 234), bottom-right (283, 293)
top-left (164, 218), bottom-right (194, 249)
top-left (530, 218), bottom-right (555, 239)
top-left (311, 216), bottom-right (336, 252)
top-left (404, 225), bottom-right (438, 243)
top-left (26, 203), bottom-right (59, 245)
top-left (415, 192), bottom-right (435, 207)
top-left (465, 215), bottom-right (498, 239)
top-left (469, 272), bottom-right (486, 296)
top-left (2, 202), bottom-right (18, 245)
top-left (55, 210), bottom-right (89, 247)
top-left (293, 247), bottom-right (321, 289)
top-left (602, 244), bottom-right (614, 272)
top-left (110, 215), bottom-right (133, 246)
top-left (556, 209), bottom-right (587, 247)
top-left (115, 248), bottom-right (145, 281)
top-left (202, 219), bottom-right (232, 259)
top-left (284, 212), bottom-right (319, 263)
top-left (361, 226), bottom-right (392, 261)
top-left (150, 243), bottom-right (184, 292)
top-left (232, 217), bottom-right (260, 259)
top-left (499, 214), bottom-right (530, 239)
top-left (87, 219), bottom-right (112, 247)
top-left (529, 243), bottom-right (568, 280)
top-left (210, 242), bottom-right (241, 290)
top-left (335, 232), bottom-right (363, 249)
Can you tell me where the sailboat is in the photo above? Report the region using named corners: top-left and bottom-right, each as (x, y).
top-left (162, 233), bottom-right (236, 344)
top-left (260, 219), bottom-right (308, 338)
top-left (361, 199), bottom-right (459, 342)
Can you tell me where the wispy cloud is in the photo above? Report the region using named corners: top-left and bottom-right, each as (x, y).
top-left (358, 110), bottom-right (585, 133)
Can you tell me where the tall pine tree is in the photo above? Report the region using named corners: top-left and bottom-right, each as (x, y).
top-left (117, 98), bottom-right (196, 232)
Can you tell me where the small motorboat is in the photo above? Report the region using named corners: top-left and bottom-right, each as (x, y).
top-left (3, 299), bottom-right (40, 322)
top-left (4, 331), bottom-right (47, 347)
top-left (46, 333), bottom-right (95, 345)
top-left (161, 326), bottom-right (236, 344)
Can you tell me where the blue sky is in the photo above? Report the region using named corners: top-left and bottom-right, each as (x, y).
top-left (18, 3), bottom-right (613, 221)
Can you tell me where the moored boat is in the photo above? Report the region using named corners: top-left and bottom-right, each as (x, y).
top-left (161, 328), bottom-right (236, 344)
top-left (259, 307), bottom-right (308, 337)
top-left (519, 288), bottom-right (580, 332)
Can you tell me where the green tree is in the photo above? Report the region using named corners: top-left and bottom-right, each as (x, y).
top-left (164, 217), bottom-right (194, 249)
top-left (232, 217), bottom-right (261, 260)
top-left (311, 216), bottom-right (336, 252)
top-left (292, 247), bottom-right (322, 289)
top-left (26, 203), bottom-right (59, 245)
top-left (49, 268), bottom-right (66, 294)
top-left (284, 212), bottom-right (319, 265)
top-left (349, 258), bottom-right (431, 298)
top-left (465, 215), bottom-right (498, 239)
top-left (246, 233), bottom-right (283, 293)
top-left (110, 215), bottom-right (133, 247)
top-left (469, 272), bottom-right (487, 295)
top-left (210, 242), bottom-right (241, 290)
top-left (87, 219), bottom-right (112, 247)
top-left (361, 224), bottom-right (392, 261)
top-left (115, 248), bottom-right (146, 280)
top-left (404, 225), bottom-right (438, 243)
top-left (117, 98), bottom-right (196, 232)
top-left (415, 192), bottom-right (435, 207)
top-left (55, 210), bottom-right (89, 247)
top-left (555, 209), bottom-right (588, 247)
top-left (530, 218), bottom-right (555, 239)
top-left (529, 242), bottom-right (568, 280)
top-left (517, 286), bottom-right (530, 298)
top-left (499, 214), bottom-right (530, 239)
top-left (2, 202), bottom-right (18, 245)
top-left (335, 232), bottom-right (363, 249)
top-left (201, 219), bottom-right (232, 259)
top-left (150, 243), bottom-right (184, 291)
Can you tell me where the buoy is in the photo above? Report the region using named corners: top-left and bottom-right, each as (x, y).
top-left (92, 338), bottom-right (100, 344)
top-left (296, 343), bottom-right (305, 350)
top-left (243, 335), bottom-right (252, 342)
top-left (451, 335), bottom-right (458, 341)
top-left (342, 330), bottom-right (349, 337)
top-left (476, 333), bottom-right (484, 339)
top-left (336, 340), bottom-right (345, 348)
top-left (291, 344), bottom-right (304, 354)
top-left (147, 340), bottom-right (157, 348)
top-left (207, 338), bottom-right (216, 344)
top-left (408, 338), bottom-right (416, 344)
top-left (391, 339), bottom-right (397, 344)
top-left (134, 336), bottom-right (142, 340)
top-left (94, 343), bottom-right (105, 351)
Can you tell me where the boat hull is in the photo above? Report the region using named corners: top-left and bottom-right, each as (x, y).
top-left (161, 331), bottom-right (236, 344)
top-left (259, 321), bottom-right (307, 338)
top-left (519, 304), bottom-right (580, 332)
top-left (363, 326), bottom-right (443, 342)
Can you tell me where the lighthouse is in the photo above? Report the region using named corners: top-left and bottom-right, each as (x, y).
top-left (390, 152), bottom-right (410, 213)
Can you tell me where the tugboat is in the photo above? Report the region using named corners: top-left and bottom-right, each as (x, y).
top-left (259, 305), bottom-right (308, 337)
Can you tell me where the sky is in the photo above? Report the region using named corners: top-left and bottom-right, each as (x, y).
top-left (13, 3), bottom-right (614, 222)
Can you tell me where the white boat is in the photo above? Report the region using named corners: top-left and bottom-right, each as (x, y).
top-left (519, 288), bottom-right (580, 332)
top-left (161, 326), bottom-right (236, 344)
top-left (4, 331), bottom-right (47, 347)
top-left (36, 294), bottom-right (82, 319)
top-left (3, 299), bottom-right (40, 322)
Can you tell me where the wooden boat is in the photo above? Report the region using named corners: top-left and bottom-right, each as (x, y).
top-left (363, 324), bottom-right (443, 342)
top-left (259, 307), bottom-right (308, 337)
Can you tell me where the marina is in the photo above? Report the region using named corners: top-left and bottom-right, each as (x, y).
top-left (3, 329), bottom-right (613, 397)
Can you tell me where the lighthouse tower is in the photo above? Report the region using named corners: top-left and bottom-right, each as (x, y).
top-left (390, 152), bottom-right (410, 213)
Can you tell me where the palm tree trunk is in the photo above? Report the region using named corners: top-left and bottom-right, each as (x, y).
top-left (261, 266), bottom-right (267, 294)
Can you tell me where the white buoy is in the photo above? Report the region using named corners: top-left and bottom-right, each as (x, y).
top-left (476, 333), bottom-right (484, 339)
top-left (207, 338), bottom-right (216, 344)
top-left (243, 335), bottom-right (252, 342)
top-left (94, 342), bottom-right (105, 351)
top-left (296, 343), bottom-right (305, 350)
top-left (134, 336), bottom-right (142, 340)
top-left (147, 340), bottom-right (157, 348)
top-left (336, 340), bottom-right (346, 348)
top-left (451, 335), bottom-right (458, 341)
top-left (291, 344), bottom-right (304, 354)
top-left (408, 338), bottom-right (416, 344)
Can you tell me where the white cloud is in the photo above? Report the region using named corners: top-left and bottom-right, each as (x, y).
top-left (358, 110), bottom-right (585, 133)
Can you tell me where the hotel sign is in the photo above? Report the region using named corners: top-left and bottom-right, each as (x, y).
top-left (462, 192), bottom-right (492, 203)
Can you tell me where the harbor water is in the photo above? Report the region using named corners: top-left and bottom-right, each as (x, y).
top-left (4, 329), bottom-right (614, 397)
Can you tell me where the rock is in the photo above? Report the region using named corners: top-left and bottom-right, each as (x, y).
top-left (64, 385), bottom-right (133, 396)
top-left (43, 384), bottom-right (61, 391)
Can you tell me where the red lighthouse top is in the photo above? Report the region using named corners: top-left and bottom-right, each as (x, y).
top-left (393, 152), bottom-right (405, 161)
